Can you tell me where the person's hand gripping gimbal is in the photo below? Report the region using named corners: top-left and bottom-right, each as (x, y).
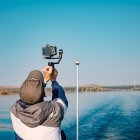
top-left (42, 66), bottom-right (58, 83)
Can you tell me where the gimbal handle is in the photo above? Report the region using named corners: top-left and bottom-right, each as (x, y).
top-left (48, 62), bottom-right (54, 69)
top-left (48, 49), bottom-right (63, 69)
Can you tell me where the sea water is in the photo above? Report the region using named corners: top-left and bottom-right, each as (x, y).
top-left (0, 92), bottom-right (140, 140)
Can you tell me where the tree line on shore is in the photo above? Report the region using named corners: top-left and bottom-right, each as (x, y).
top-left (0, 84), bottom-right (140, 95)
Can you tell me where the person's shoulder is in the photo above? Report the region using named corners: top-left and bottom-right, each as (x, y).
top-left (51, 99), bottom-right (67, 114)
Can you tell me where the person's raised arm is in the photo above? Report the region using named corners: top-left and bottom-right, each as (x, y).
top-left (51, 68), bottom-right (68, 107)
top-left (42, 66), bottom-right (68, 108)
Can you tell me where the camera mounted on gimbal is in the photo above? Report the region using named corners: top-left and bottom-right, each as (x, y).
top-left (42, 44), bottom-right (63, 68)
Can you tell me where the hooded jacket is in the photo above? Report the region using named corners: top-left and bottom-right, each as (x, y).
top-left (10, 81), bottom-right (68, 140)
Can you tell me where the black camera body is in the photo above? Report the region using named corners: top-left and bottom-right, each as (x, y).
top-left (42, 44), bottom-right (57, 59)
top-left (42, 44), bottom-right (63, 67)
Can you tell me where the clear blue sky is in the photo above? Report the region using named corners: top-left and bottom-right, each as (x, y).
top-left (0, 0), bottom-right (140, 87)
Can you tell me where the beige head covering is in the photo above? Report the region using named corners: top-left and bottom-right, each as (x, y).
top-left (20, 70), bottom-right (45, 104)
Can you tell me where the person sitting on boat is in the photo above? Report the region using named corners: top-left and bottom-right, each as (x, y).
top-left (10, 66), bottom-right (68, 140)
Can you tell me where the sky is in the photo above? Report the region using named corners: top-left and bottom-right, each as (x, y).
top-left (0, 0), bottom-right (140, 87)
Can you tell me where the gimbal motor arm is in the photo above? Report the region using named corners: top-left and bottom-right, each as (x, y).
top-left (48, 49), bottom-right (63, 68)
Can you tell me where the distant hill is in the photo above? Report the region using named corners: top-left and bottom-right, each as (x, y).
top-left (79, 84), bottom-right (104, 92)
top-left (81, 84), bottom-right (102, 87)
top-left (64, 84), bottom-right (105, 92)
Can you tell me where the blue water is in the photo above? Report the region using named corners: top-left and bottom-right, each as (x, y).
top-left (0, 92), bottom-right (140, 140)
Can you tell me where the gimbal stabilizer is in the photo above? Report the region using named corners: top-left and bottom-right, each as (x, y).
top-left (42, 44), bottom-right (63, 68)
top-left (47, 49), bottom-right (63, 68)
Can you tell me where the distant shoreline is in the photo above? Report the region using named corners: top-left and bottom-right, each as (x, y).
top-left (0, 85), bottom-right (140, 95)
